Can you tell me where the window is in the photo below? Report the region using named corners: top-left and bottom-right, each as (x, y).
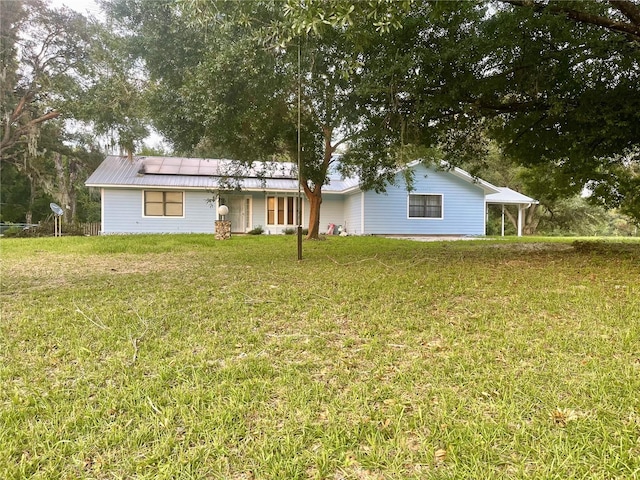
top-left (267, 195), bottom-right (299, 225)
top-left (408, 194), bottom-right (443, 219)
top-left (144, 191), bottom-right (184, 217)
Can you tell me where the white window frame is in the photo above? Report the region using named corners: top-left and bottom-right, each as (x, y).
top-left (142, 190), bottom-right (185, 218)
top-left (407, 193), bottom-right (444, 220)
top-left (265, 194), bottom-right (302, 227)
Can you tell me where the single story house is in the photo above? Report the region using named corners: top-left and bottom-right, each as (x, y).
top-left (85, 155), bottom-right (537, 236)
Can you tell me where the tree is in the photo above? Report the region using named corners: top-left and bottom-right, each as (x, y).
top-left (104, 0), bottom-right (640, 232)
top-left (74, 16), bottom-right (150, 159)
top-left (105, 0), bottom-right (486, 238)
top-left (474, 1), bottom-right (640, 223)
top-left (0, 0), bottom-right (94, 164)
top-left (1, 0), bottom-right (151, 224)
top-left (280, 0), bottom-right (640, 224)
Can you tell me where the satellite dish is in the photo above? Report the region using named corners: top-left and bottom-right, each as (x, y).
top-left (50, 203), bottom-right (64, 216)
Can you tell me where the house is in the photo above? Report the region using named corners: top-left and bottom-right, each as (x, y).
top-left (85, 155), bottom-right (537, 236)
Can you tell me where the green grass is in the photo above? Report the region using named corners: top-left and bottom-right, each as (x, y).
top-left (1, 235), bottom-right (639, 479)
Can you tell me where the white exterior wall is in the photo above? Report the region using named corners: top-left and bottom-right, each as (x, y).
top-left (318, 194), bottom-right (345, 234)
top-left (102, 188), bottom-right (216, 234)
top-left (250, 194), bottom-right (267, 231)
top-left (254, 192), bottom-right (307, 235)
top-left (252, 192), bottom-right (343, 235)
top-left (362, 165), bottom-right (487, 235)
top-left (343, 192), bottom-right (363, 235)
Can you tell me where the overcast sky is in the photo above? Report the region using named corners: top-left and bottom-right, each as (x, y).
top-left (50, 0), bottom-right (103, 17)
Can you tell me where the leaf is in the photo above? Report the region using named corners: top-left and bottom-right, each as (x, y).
top-left (434, 448), bottom-right (447, 465)
top-left (550, 407), bottom-right (581, 427)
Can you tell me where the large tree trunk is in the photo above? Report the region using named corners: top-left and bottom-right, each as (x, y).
top-left (25, 172), bottom-right (36, 225)
top-left (504, 204), bottom-right (540, 235)
top-left (53, 153), bottom-right (79, 223)
top-left (305, 187), bottom-right (323, 240)
top-left (301, 126), bottom-right (334, 240)
top-left (523, 204), bottom-right (540, 235)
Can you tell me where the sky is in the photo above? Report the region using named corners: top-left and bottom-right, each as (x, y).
top-left (50, 0), bottom-right (103, 18)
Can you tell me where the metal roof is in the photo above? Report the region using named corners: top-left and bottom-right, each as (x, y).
top-left (85, 156), bottom-right (357, 193)
top-left (85, 155), bottom-right (536, 203)
top-left (486, 187), bottom-right (539, 205)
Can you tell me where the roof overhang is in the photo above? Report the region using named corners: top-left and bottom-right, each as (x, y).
top-left (485, 187), bottom-right (539, 205)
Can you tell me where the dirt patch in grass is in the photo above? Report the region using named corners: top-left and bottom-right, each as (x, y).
top-left (572, 240), bottom-right (640, 255)
top-left (1, 251), bottom-right (207, 295)
top-left (489, 242), bottom-right (573, 252)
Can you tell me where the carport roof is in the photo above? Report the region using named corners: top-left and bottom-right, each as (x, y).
top-left (486, 187), bottom-right (539, 205)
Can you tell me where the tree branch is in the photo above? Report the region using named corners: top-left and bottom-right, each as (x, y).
top-left (1, 110), bottom-right (61, 158)
top-left (475, 98), bottom-right (548, 113)
top-left (502, 0), bottom-right (640, 41)
top-left (609, 0), bottom-right (640, 27)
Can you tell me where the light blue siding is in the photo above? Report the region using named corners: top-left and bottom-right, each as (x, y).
top-left (103, 189), bottom-right (217, 234)
top-left (362, 165), bottom-right (486, 235)
top-left (101, 164), bottom-right (487, 235)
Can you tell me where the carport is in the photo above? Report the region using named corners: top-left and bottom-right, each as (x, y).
top-left (485, 188), bottom-right (539, 237)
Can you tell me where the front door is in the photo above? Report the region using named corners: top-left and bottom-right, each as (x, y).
top-left (222, 196), bottom-right (251, 233)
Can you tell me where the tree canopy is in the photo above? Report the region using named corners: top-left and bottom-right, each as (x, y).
top-left (254, 0), bottom-right (640, 223)
top-left (1, 0), bottom-right (93, 163)
top-left (4, 0), bottom-right (638, 230)
top-left (1, 0), bottom-right (143, 223)
top-left (105, 0), bottom-right (639, 228)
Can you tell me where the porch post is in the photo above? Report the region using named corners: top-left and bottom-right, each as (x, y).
top-left (517, 204), bottom-right (523, 237)
top-left (501, 205), bottom-right (505, 237)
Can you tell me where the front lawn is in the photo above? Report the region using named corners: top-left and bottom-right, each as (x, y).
top-left (1, 235), bottom-right (639, 479)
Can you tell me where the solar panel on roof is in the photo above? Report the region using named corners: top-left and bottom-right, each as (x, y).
top-left (138, 157), bottom-right (299, 178)
top-left (162, 158), bottom-right (183, 166)
top-left (158, 165), bottom-right (181, 174)
top-left (179, 166), bottom-right (200, 175)
top-left (198, 164), bottom-right (218, 175)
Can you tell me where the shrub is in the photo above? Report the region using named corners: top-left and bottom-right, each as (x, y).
top-left (6, 221), bottom-right (86, 238)
top-left (248, 225), bottom-right (264, 235)
top-left (283, 227), bottom-right (308, 235)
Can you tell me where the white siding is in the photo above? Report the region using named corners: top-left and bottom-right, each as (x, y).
top-left (259, 192), bottom-right (307, 235)
top-left (343, 192), bottom-right (362, 235)
top-left (362, 165), bottom-right (486, 235)
top-left (250, 194), bottom-right (267, 231)
top-left (255, 192), bottom-right (343, 235)
top-left (319, 194), bottom-right (345, 234)
top-left (102, 189), bottom-right (216, 234)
